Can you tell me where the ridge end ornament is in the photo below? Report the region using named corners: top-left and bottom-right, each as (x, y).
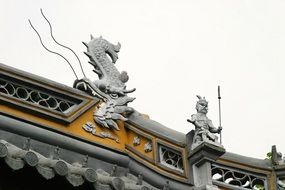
top-left (74, 36), bottom-right (135, 131)
top-left (187, 95), bottom-right (223, 150)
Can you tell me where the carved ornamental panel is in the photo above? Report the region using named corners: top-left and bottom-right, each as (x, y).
top-left (212, 164), bottom-right (267, 190)
top-left (158, 144), bottom-right (184, 174)
top-left (0, 78), bottom-right (76, 113)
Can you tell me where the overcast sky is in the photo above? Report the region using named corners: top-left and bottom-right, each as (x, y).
top-left (1, 0), bottom-right (285, 159)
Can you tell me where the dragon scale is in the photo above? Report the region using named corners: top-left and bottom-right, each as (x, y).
top-left (75, 36), bottom-right (135, 131)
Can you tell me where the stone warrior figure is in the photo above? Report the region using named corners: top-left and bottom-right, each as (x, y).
top-left (187, 95), bottom-right (222, 148)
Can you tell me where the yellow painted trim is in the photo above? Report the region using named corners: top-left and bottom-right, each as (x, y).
top-left (125, 124), bottom-right (155, 161)
top-left (1, 99), bottom-right (192, 182)
top-left (125, 123), bottom-right (185, 148)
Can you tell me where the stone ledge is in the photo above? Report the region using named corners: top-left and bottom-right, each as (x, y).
top-left (189, 142), bottom-right (225, 167)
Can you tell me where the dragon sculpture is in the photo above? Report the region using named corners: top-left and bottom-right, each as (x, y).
top-left (74, 36), bottom-right (135, 131)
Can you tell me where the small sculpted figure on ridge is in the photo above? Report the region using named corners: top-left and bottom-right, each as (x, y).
top-left (187, 95), bottom-right (222, 149)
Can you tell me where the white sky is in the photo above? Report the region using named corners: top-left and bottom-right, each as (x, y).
top-left (0, 0), bottom-right (285, 159)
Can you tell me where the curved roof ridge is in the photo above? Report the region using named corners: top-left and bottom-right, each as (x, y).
top-left (220, 151), bottom-right (272, 170)
top-left (128, 111), bottom-right (186, 147)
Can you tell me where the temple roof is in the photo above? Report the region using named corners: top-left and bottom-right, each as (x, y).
top-left (0, 57), bottom-right (284, 190)
top-left (0, 139), bottom-right (157, 190)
